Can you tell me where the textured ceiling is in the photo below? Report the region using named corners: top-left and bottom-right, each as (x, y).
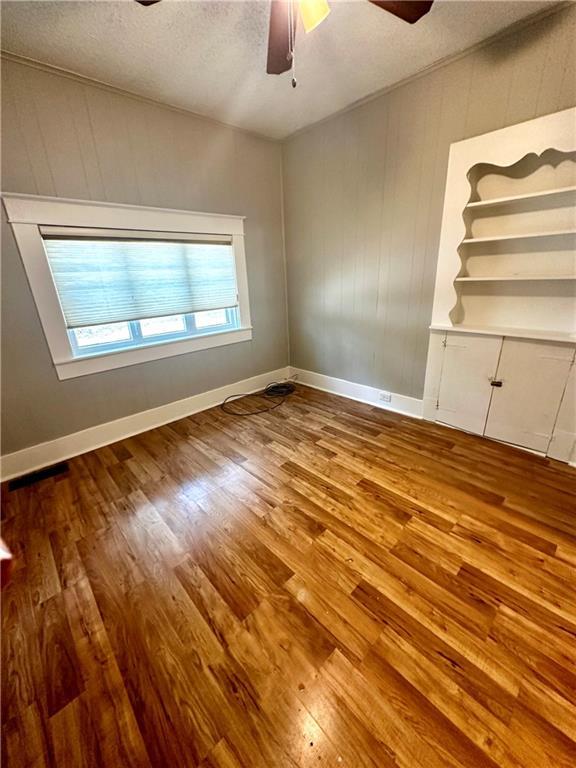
top-left (0, 0), bottom-right (560, 139)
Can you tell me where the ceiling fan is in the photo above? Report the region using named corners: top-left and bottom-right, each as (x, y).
top-left (135, 0), bottom-right (434, 80)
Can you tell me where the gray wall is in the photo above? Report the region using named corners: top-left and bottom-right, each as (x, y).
top-left (282, 5), bottom-right (576, 399)
top-left (1, 59), bottom-right (288, 454)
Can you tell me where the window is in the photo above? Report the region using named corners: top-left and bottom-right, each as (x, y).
top-left (3, 195), bottom-right (252, 379)
top-left (69, 309), bottom-right (239, 356)
top-left (43, 234), bottom-right (241, 355)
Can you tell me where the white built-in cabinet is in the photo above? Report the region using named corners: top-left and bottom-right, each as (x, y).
top-left (424, 108), bottom-right (576, 463)
top-left (431, 331), bottom-right (575, 456)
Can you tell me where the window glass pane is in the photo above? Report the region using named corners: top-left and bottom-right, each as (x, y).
top-left (73, 322), bottom-right (131, 347)
top-left (140, 314), bottom-right (186, 337)
top-left (194, 309), bottom-right (228, 329)
top-left (70, 308), bottom-right (239, 358)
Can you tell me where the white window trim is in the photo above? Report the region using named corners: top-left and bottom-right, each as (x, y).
top-left (3, 193), bottom-right (252, 380)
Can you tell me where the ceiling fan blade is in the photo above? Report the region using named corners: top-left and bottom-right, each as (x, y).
top-left (135, 1), bottom-right (162, 6)
top-left (368, 1), bottom-right (433, 24)
top-left (267, 0), bottom-right (293, 75)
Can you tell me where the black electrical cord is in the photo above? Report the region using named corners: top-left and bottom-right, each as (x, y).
top-left (220, 380), bottom-right (296, 416)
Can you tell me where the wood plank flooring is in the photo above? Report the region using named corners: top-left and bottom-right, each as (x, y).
top-left (2, 385), bottom-right (576, 767)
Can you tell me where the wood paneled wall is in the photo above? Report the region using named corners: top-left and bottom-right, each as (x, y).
top-left (282, 5), bottom-right (576, 399)
top-left (1, 59), bottom-right (288, 454)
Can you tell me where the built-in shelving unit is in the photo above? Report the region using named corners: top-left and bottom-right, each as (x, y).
top-left (450, 146), bottom-right (576, 337)
top-left (425, 109), bottom-right (576, 462)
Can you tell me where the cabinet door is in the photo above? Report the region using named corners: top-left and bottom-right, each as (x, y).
top-left (547, 364), bottom-right (576, 462)
top-left (436, 334), bottom-right (502, 435)
top-left (484, 339), bottom-right (575, 452)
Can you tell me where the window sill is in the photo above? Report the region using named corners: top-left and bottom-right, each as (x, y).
top-left (54, 326), bottom-right (253, 380)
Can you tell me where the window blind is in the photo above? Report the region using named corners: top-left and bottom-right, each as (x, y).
top-left (43, 237), bottom-right (238, 329)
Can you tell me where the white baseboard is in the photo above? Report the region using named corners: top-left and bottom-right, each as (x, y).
top-left (1, 367), bottom-right (290, 481)
top-left (5, 364), bottom-right (568, 482)
top-left (290, 367), bottom-right (423, 420)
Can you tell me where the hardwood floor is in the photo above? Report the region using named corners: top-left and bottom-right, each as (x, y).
top-left (2, 385), bottom-right (576, 767)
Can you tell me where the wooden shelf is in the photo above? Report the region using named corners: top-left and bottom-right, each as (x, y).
top-left (461, 229), bottom-right (576, 245)
top-left (455, 275), bottom-right (576, 282)
top-left (430, 323), bottom-right (576, 344)
top-left (465, 185), bottom-right (576, 210)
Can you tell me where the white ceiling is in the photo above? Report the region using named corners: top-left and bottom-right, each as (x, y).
top-left (1, 0), bottom-right (559, 139)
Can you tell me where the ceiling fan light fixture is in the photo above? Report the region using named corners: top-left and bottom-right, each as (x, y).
top-left (299, 0), bottom-right (331, 33)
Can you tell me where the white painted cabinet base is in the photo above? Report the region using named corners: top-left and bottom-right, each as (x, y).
top-left (424, 330), bottom-right (576, 461)
top-left (436, 334), bottom-right (501, 434)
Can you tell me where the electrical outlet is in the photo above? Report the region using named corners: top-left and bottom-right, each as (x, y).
top-left (379, 391), bottom-right (392, 403)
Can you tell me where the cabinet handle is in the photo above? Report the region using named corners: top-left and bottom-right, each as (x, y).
top-left (490, 380), bottom-right (503, 387)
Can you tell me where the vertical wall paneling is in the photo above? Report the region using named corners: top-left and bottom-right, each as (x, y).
top-left (5, 64), bottom-right (57, 196)
top-left (282, 4), bottom-right (576, 400)
top-left (1, 60), bottom-right (288, 454)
